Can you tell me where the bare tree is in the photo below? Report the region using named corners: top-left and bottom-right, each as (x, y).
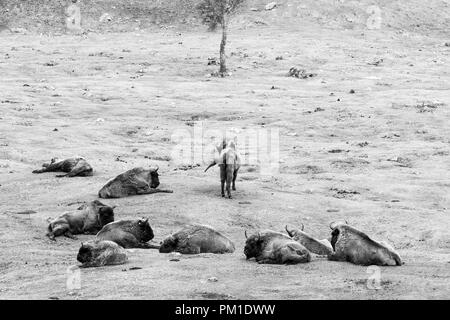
top-left (197, 0), bottom-right (244, 76)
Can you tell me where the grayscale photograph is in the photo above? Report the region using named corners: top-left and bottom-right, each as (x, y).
top-left (0, 0), bottom-right (449, 302)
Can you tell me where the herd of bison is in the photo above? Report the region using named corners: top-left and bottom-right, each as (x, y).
top-left (33, 138), bottom-right (403, 268)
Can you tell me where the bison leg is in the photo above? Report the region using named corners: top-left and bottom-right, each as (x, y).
top-left (226, 166), bottom-right (233, 198)
top-left (137, 188), bottom-right (173, 195)
top-left (34, 161), bottom-right (64, 174)
top-left (63, 231), bottom-right (78, 240)
top-left (140, 243), bottom-right (161, 249)
top-left (46, 224), bottom-right (69, 240)
top-left (256, 258), bottom-right (278, 264)
top-left (327, 252), bottom-right (346, 262)
top-left (232, 168), bottom-right (238, 191)
top-left (178, 244), bottom-right (201, 254)
top-left (220, 165), bottom-right (226, 197)
top-left (65, 162), bottom-right (92, 177)
top-left (115, 234), bottom-right (148, 249)
top-left (55, 173), bottom-right (69, 178)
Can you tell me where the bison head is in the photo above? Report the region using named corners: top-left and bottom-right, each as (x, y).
top-left (98, 206), bottom-right (115, 227)
top-left (136, 218), bottom-right (154, 243)
top-left (149, 166), bottom-right (160, 189)
top-left (244, 231), bottom-right (264, 260)
top-left (77, 243), bottom-right (92, 263)
top-left (159, 235), bottom-right (179, 253)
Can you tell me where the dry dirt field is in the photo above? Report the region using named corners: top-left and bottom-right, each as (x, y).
top-left (0, 19), bottom-right (449, 299)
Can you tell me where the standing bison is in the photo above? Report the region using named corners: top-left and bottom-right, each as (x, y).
top-left (77, 240), bottom-right (128, 268)
top-left (96, 218), bottom-right (159, 249)
top-left (328, 222), bottom-right (403, 266)
top-left (244, 230), bottom-right (311, 264)
top-left (46, 200), bottom-right (115, 240)
top-left (33, 157), bottom-right (93, 177)
top-left (204, 139), bottom-right (241, 198)
top-left (159, 224), bottom-right (235, 254)
top-left (285, 225), bottom-right (333, 256)
top-left (98, 166), bottom-right (173, 198)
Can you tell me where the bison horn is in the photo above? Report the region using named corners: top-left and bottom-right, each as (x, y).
top-left (285, 225), bottom-right (294, 237)
top-left (300, 223), bottom-right (304, 231)
top-left (154, 165), bottom-right (159, 172)
top-left (345, 220), bottom-right (349, 225)
top-left (244, 230), bottom-right (248, 239)
top-left (329, 222), bottom-right (335, 230)
top-left (257, 232), bottom-right (261, 241)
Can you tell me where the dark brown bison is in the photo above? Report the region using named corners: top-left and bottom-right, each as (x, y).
top-left (244, 230), bottom-right (311, 264)
top-left (77, 240), bottom-right (128, 268)
top-left (159, 224), bottom-right (235, 254)
top-left (33, 157), bottom-right (93, 177)
top-left (98, 166), bottom-right (173, 198)
top-left (205, 139), bottom-right (241, 198)
top-left (96, 218), bottom-right (159, 249)
top-left (46, 200), bottom-right (115, 240)
top-left (285, 225), bottom-right (333, 256)
top-left (328, 222), bottom-right (403, 266)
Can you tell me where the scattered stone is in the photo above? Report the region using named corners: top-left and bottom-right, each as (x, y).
top-left (328, 149), bottom-right (349, 153)
top-left (349, 89), bottom-right (356, 94)
top-left (208, 277), bottom-right (218, 282)
top-left (44, 61), bottom-right (58, 67)
top-left (387, 156), bottom-right (412, 168)
top-left (10, 27), bottom-right (27, 34)
top-left (239, 201), bottom-right (252, 205)
top-left (99, 13), bottom-right (112, 23)
top-left (174, 164), bottom-right (200, 171)
top-left (207, 57), bottom-right (218, 65)
top-left (330, 188), bottom-right (360, 198)
top-left (368, 58), bottom-right (384, 66)
top-left (53, 128), bottom-right (58, 132)
top-left (275, 56), bottom-right (283, 60)
top-left (357, 142), bottom-right (369, 147)
top-left (287, 67), bottom-right (316, 79)
top-left (265, 2), bottom-right (277, 10)
top-left (314, 107), bottom-right (325, 112)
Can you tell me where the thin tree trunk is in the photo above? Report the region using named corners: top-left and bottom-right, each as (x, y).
top-left (219, 14), bottom-right (227, 75)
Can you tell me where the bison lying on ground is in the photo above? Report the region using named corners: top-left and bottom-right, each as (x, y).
top-left (328, 222), bottom-right (403, 266)
top-left (46, 200), bottom-right (115, 240)
top-left (159, 224), bottom-right (235, 254)
top-left (96, 218), bottom-right (159, 249)
top-left (98, 166), bottom-right (173, 198)
top-left (205, 139), bottom-right (241, 198)
top-left (77, 240), bottom-right (128, 268)
top-left (285, 225), bottom-right (333, 256)
top-left (33, 157), bottom-right (93, 177)
top-left (244, 230), bottom-right (311, 264)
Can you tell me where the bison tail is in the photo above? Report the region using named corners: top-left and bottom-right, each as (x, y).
top-left (204, 162), bottom-right (216, 172)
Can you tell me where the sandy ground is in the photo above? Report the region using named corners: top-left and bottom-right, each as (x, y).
top-left (0, 24), bottom-right (449, 299)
